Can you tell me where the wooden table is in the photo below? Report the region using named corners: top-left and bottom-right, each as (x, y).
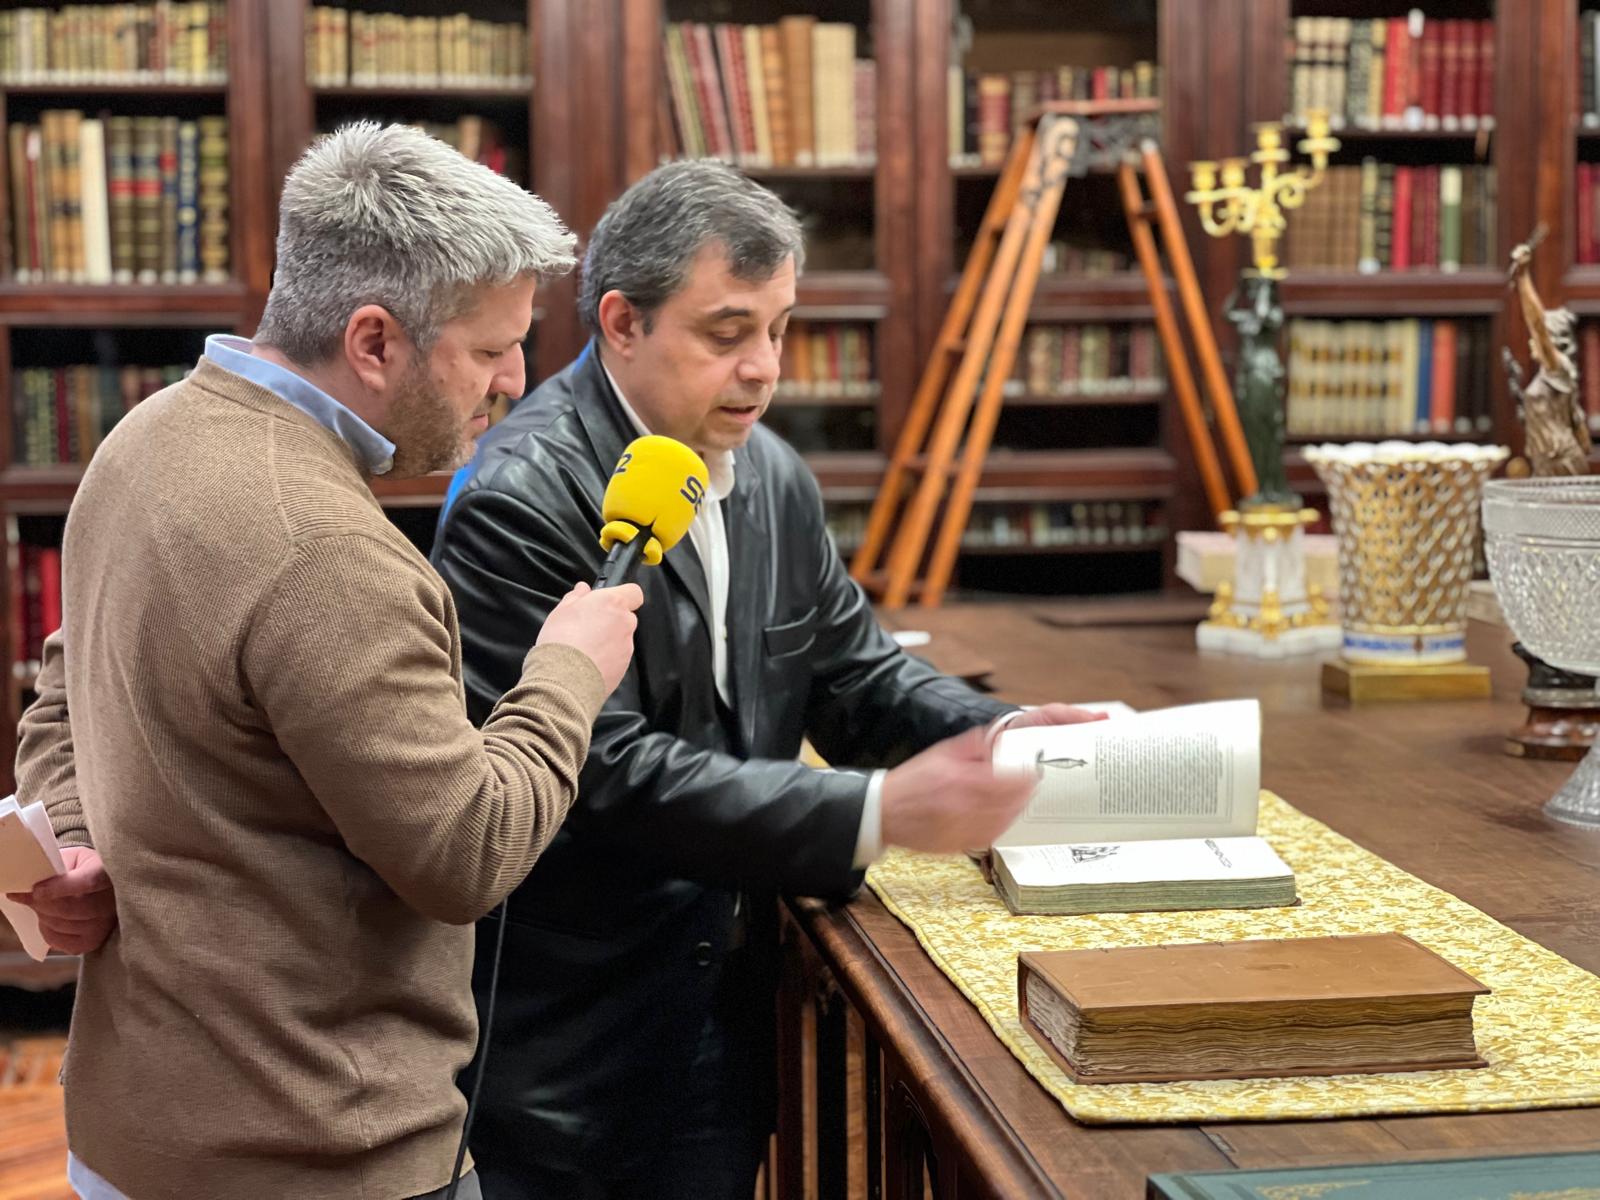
top-left (774, 606), bottom-right (1600, 1199)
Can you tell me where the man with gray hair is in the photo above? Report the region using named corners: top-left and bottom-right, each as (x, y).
top-left (8, 122), bottom-right (643, 1200)
top-left (434, 159), bottom-right (1099, 1198)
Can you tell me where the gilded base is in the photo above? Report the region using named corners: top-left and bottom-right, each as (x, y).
top-left (1196, 619), bottom-right (1342, 659)
top-left (1321, 659), bottom-right (1493, 703)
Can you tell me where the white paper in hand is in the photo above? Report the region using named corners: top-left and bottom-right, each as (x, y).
top-left (0, 795), bottom-right (67, 961)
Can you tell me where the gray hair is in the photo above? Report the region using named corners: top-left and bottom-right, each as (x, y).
top-left (256, 121), bottom-right (577, 364)
top-left (578, 160), bottom-right (804, 335)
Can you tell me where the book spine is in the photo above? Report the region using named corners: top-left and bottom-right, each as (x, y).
top-left (7, 124), bottom-right (29, 281)
top-left (1438, 165), bottom-right (1461, 273)
top-left (132, 115), bottom-right (160, 282)
top-left (1431, 320), bottom-right (1457, 434)
top-left (1420, 16), bottom-right (1441, 129)
top-left (176, 119), bottom-right (198, 283)
top-left (1391, 165), bottom-right (1412, 269)
top-left (779, 15), bottom-right (815, 166)
top-left (197, 114), bottom-right (227, 282)
top-left (743, 26), bottom-right (771, 167)
top-left (1440, 19), bottom-right (1460, 129)
top-left (107, 115), bottom-right (135, 282)
top-left (1357, 157), bottom-right (1379, 273)
top-left (78, 117), bottom-right (112, 284)
top-left (1478, 21), bottom-right (1495, 127)
top-left (157, 114), bottom-right (178, 283)
top-left (762, 25), bottom-right (791, 166)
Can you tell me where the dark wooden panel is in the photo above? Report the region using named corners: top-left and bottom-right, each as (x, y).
top-left (532, 0), bottom-right (584, 381)
top-left (874, 0), bottom-right (917, 450)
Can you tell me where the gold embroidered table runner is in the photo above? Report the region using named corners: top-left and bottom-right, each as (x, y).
top-left (865, 791), bottom-right (1600, 1123)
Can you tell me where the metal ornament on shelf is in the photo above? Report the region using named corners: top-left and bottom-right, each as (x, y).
top-left (1187, 110), bottom-right (1341, 658)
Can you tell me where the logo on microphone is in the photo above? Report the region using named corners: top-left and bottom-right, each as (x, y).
top-left (680, 476), bottom-right (706, 509)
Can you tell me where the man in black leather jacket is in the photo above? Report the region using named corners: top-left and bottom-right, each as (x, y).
top-left (432, 161), bottom-right (1098, 1199)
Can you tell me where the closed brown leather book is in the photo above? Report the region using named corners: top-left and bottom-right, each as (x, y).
top-left (1019, 933), bottom-right (1488, 1084)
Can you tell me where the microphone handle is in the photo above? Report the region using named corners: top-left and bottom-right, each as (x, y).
top-left (595, 533), bottom-right (651, 589)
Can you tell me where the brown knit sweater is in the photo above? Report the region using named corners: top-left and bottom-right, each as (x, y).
top-left (14, 357), bottom-right (606, 1199)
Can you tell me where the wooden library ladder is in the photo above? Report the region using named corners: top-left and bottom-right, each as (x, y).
top-left (850, 100), bottom-right (1257, 609)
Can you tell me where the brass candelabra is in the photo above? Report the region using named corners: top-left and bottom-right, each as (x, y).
top-left (1185, 110), bottom-right (1340, 278)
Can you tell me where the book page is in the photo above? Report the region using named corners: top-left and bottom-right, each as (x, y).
top-left (994, 835), bottom-right (1290, 887)
top-left (993, 699), bottom-right (1260, 847)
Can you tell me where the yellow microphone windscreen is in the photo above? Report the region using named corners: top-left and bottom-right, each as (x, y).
top-left (600, 435), bottom-right (710, 555)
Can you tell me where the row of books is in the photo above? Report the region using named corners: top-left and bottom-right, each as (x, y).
top-left (662, 19), bottom-right (871, 169)
top-left (1041, 243), bottom-right (1129, 277)
top-left (827, 500), bottom-right (1167, 552)
top-left (7, 110), bottom-right (230, 284)
top-left (406, 116), bottom-right (520, 182)
top-left (1576, 324), bottom-right (1600, 434)
top-left (0, 3), bottom-right (226, 84)
top-left (1572, 163), bottom-right (1600, 265)
top-left (10, 541), bottom-right (60, 682)
top-left (1282, 162), bottom-right (1496, 274)
top-left (12, 363), bottom-right (181, 467)
top-left (1286, 14), bottom-right (1495, 131)
top-left (1015, 325), bottom-right (1164, 399)
top-left (1577, 12), bottom-right (1600, 126)
top-left (949, 63), bottom-right (1160, 168)
top-left (1284, 318), bottom-right (1493, 438)
top-left (775, 324), bottom-right (873, 400)
top-left (305, 8), bottom-right (530, 89)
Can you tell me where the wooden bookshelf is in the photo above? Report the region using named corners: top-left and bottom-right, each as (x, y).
top-left (911, 0), bottom-right (1235, 593)
top-left (621, 0), bottom-right (919, 535)
top-left (0, 0), bottom-right (275, 787)
top-left (264, 0), bottom-right (593, 408)
top-left (1252, 0), bottom-right (1535, 490)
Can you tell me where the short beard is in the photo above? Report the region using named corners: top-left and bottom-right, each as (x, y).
top-left (384, 360), bottom-right (472, 478)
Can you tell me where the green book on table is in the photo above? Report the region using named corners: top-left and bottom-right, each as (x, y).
top-left (1147, 1150), bottom-right (1600, 1199)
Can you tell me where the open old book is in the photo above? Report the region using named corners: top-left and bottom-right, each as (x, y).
top-left (987, 699), bottom-right (1295, 915)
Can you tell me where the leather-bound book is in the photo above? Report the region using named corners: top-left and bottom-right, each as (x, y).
top-left (1019, 933), bottom-right (1488, 1084)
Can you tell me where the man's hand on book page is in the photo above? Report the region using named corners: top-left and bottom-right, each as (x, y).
top-left (1002, 704), bottom-right (1111, 731)
top-left (880, 726), bottom-right (1037, 855)
top-left (5, 846), bottom-right (116, 955)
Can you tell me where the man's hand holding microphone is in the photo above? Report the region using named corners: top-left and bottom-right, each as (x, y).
top-left (539, 435), bottom-right (710, 693)
top-left (539, 581), bottom-right (643, 693)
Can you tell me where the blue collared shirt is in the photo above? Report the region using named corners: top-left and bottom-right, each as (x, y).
top-left (203, 334), bottom-right (397, 475)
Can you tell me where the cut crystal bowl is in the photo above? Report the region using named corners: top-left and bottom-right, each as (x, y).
top-left (1483, 476), bottom-right (1600, 825)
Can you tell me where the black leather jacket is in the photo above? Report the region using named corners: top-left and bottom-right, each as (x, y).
top-left (431, 343), bottom-right (1011, 1173)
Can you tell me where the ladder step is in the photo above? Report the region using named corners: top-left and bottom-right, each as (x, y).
top-left (945, 338), bottom-right (968, 356)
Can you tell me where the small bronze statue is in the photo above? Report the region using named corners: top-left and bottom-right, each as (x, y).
top-left (1505, 230), bottom-right (1591, 477)
top-left (1224, 274), bottom-right (1296, 506)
